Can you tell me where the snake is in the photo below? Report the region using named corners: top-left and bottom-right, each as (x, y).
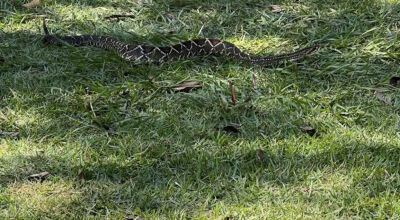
top-left (42, 19), bottom-right (320, 65)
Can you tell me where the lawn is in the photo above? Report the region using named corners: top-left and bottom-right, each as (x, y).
top-left (1, 0), bottom-right (400, 219)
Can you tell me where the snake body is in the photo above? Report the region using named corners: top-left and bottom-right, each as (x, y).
top-left (43, 20), bottom-right (319, 65)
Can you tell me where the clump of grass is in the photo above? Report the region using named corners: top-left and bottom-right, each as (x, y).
top-left (1, 0), bottom-right (400, 219)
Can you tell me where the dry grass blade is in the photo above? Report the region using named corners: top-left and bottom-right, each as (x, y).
top-left (270, 5), bottom-right (282, 13)
top-left (28, 172), bottom-right (50, 182)
top-left (228, 80), bottom-right (236, 105)
top-left (256, 149), bottom-right (264, 162)
top-left (300, 126), bottom-right (317, 136)
top-left (104, 14), bottom-right (135, 20)
top-left (23, 0), bottom-right (40, 8)
top-left (173, 81), bottom-right (202, 92)
top-left (252, 73), bottom-right (257, 88)
top-left (374, 90), bottom-right (391, 105)
top-left (76, 169), bottom-right (84, 180)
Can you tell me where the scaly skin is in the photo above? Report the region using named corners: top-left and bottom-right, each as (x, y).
top-left (43, 19), bottom-right (320, 65)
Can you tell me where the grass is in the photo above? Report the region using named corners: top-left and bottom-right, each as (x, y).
top-left (1, 0), bottom-right (400, 219)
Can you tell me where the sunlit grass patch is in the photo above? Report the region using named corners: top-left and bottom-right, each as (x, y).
top-left (6, 181), bottom-right (81, 216)
top-left (1, 0), bottom-right (400, 219)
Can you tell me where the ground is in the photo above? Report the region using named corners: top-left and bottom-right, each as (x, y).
top-left (1, 0), bottom-right (400, 219)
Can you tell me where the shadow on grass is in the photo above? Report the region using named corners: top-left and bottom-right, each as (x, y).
top-left (0, 29), bottom-right (320, 137)
top-left (1, 132), bottom-right (400, 216)
top-left (1, 0), bottom-right (400, 217)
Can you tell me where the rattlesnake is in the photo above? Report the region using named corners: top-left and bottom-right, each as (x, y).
top-left (42, 19), bottom-right (320, 65)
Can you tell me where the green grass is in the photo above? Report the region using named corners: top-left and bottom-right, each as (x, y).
top-left (1, 0), bottom-right (400, 219)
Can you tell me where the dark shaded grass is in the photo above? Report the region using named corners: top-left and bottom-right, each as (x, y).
top-left (1, 0), bottom-right (400, 219)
